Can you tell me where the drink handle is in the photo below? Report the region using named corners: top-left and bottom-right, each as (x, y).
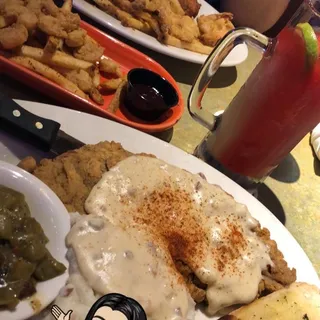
top-left (188, 28), bottom-right (272, 131)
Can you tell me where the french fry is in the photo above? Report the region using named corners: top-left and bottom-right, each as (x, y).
top-left (50, 65), bottom-right (71, 76)
top-left (62, 0), bottom-right (72, 12)
top-left (100, 78), bottom-right (123, 91)
top-left (10, 56), bottom-right (87, 99)
top-left (99, 56), bottom-right (122, 77)
top-left (112, 0), bottom-right (161, 36)
top-left (164, 35), bottom-right (213, 55)
top-left (19, 45), bottom-right (93, 70)
top-left (108, 79), bottom-right (127, 113)
top-left (44, 36), bottom-right (63, 53)
top-left (92, 67), bottom-right (101, 88)
top-left (90, 87), bottom-right (104, 105)
top-left (135, 11), bottom-right (162, 39)
top-left (1, 0), bottom-right (115, 106)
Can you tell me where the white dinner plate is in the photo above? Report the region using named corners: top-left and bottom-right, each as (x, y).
top-left (73, 0), bottom-right (248, 66)
top-left (0, 100), bottom-right (319, 320)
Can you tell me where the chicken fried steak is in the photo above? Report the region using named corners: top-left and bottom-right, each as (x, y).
top-left (18, 142), bottom-right (296, 312)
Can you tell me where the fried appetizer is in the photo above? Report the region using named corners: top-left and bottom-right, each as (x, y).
top-left (198, 13), bottom-right (234, 47)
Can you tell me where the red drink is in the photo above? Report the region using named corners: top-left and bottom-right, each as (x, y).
top-left (207, 27), bottom-right (320, 179)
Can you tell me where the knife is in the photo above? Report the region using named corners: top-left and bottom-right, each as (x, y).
top-left (0, 97), bottom-right (84, 156)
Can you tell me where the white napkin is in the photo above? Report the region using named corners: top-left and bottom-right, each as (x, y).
top-left (311, 123), bottom-right (320, 160)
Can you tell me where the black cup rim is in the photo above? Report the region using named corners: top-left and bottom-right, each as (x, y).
top-left (127, 68), bottom-right (179, 108)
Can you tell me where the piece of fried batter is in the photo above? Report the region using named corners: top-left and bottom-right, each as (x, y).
top-left (133, 0), bottom-right (185, 16)
top-left (177, 0), bottom-right (201, 17)
top-left (111, 0), bottom-right (161, 38)
top-left (93, 0), bottom-right (152, 34)
top-left (64, 69), bottom-right (94, 93)
top-left (38, 15), bottom-right (68, 38)
top-left (65, 29), bottom-right (87, 48)
top-left (156, 7), bottom-right (200, 43)
top-left (0, 23), bottom-right (28, 49)
top-left (38, 11), bottom-right (80, 38)
top-left (73, 35), bottom-right (105, 63)
top-left (3, 2), bottom-right (38, 31)
top-left (26, 0), bottom-right (60, 17)
top-left (21, 142), bottom-right (132, 214)
top-left (198, 13), bottom-right (234, 47)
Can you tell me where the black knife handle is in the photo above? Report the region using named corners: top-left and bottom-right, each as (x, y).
top-left (0, 98), bottom-right (61, 152)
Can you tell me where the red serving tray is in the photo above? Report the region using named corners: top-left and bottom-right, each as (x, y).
top-left (0, 21), bottom-right (184, 133)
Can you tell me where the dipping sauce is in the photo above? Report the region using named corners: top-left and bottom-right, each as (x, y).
top-left (135, 84), bottom-right (166, 110)
top-left (0, 185), bottom-right (66, 309)
top-left (85, 156), bottom-right (273, 315)
top-left (125, 68), bottom-right (179, 121)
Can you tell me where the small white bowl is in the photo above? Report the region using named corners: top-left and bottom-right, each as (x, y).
top-left (0, 161), bottom-right (70, 320)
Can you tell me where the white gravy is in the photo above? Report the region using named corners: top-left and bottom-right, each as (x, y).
top-left (84, 156), bottom-right (273, 315)
top-left (66, 214), bottom-right (195, 320)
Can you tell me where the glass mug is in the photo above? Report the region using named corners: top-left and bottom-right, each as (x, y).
top-left (189, 0), bottom-right (320, 192)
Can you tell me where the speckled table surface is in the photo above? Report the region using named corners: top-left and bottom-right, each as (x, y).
top-left (1, 18), bottom-right (319, 277)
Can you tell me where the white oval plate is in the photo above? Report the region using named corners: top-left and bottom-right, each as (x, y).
top-left (0, 161), bottom-right (70, 320)
top-left (73, 0), bottom-right (248, 66)
top-left (0, 100), bottom-right (319, 320)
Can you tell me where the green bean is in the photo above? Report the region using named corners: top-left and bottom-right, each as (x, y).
top-left (34, 251), bottom-right (66, 281)
top-left (0, 185), bottom-right (66, 308)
